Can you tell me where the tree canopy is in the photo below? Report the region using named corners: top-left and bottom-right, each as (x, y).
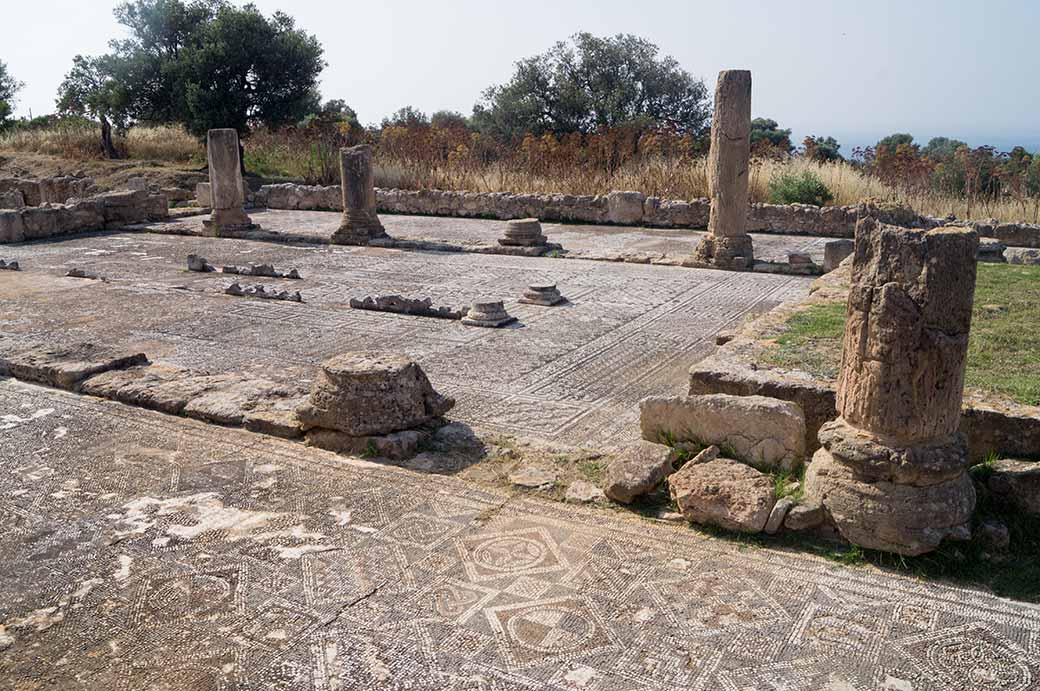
top-left (803, 135), bottom-right (842, 162)
top-left (57, 0), bottom-right (325, 150)
top-left (472, 33), bottom-right (709, 141)
top-left (0, 59), bottom-right (25, 129)
top-left (750, 118), bottom-right (793, 154)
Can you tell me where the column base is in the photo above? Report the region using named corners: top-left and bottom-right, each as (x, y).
top-left (690, 234), bottom-right (754, 270)
top-left (804, 419), bottom-right (975, 556)
top-left (331, 210), bottom-right (388, 246)
top-left (202, 208), bottom-right (258, 237)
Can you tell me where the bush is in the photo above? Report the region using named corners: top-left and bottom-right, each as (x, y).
top-left (767, 169), bottom-right (834, 206)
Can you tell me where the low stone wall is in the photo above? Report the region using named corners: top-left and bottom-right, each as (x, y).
top-left (254, 183), bottom-right (1040, 247)
top-left (0, 189), bottom-right (169, 243)
top-left (0, 176), bottom-right (96, 209)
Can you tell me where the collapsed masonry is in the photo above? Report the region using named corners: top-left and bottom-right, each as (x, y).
top-left (1, 188), bottom-right (169, 243)
top-left (0, 344), bottom-right (452, 462)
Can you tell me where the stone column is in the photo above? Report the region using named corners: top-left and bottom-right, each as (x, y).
top-left (331, 144), bottom-right (387, 245)
top-left (203, 128), bottom-right (255, 236)
top-left (804, 217), bottom-right (979, 555)
top-left (691, 70), bottom-right (754, 270)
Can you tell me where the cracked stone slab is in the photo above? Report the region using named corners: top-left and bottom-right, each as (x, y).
top-left (0, 343), bottom-right (147, 391)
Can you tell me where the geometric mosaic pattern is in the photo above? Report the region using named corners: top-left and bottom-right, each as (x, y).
top-left (1, 381), bottom-right (1038, 690)
top-left (0, 213), bottom-right (813, 447)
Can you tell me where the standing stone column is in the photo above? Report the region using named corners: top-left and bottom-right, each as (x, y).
top-left (691, 70), bottom-right (754, 270)
top-left (203, 128), bottom-right (255, 236)
top-left (331, 144), bottom-right (388, 245)
top-left (804, 218), bottom-right (979, 555)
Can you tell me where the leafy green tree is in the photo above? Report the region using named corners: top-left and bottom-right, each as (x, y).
top-left (56, 55), bottom-right (131, 157)
top-left (876, 133), bottom-right (914, 154)
top-left (178, 4), bottom-right (324, 136)
top-left (56, 0), bottom-right (325, 157)
top-left (430, 110), bottom-right (469, 130)
top-left (472, 33), bottom-right (708, 140)
top-left (0, 59), bottom-right (25, 130)
top-left (922, 136), bottom-right (967, 161)
top-left (803, 135), bottom-right (842, 162)
top-left (381, 106), bottom-right (429, 129)
top-left (750, 118), bottom-right (792, 154)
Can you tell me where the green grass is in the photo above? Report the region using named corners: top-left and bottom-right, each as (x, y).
top-left (965, 264), bottom-right (1040, 405)
top-left (764, 303), bottom-right (845, 379)
top-left (762, 264), bottom-right (1040, 406)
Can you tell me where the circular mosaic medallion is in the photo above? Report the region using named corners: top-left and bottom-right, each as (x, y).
top-left (472, 536), bottom-right (546, 573)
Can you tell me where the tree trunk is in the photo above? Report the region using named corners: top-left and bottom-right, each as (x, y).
top-left (100, 116), bottom-right (119, 159)
top-left (239, 140), bottom-right (246, 176)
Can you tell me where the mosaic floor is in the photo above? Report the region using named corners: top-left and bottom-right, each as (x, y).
top-left (0, 218), bottom-right (811, 447)
top-left (1, 381), bottom-right (1038, 690)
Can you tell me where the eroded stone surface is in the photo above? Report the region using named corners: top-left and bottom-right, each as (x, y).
top-left (602, 440), bottom-right (675, 504)
top-left (1, 344), bottom-right (147, 391)
top-left (669, 456), bottom-right (777, 533)
top-left (640, 394), bottom-right (806, 471)
top-left (805, 219), bottom-right (980, 556)
top-left (297, 352), bottom-right (453, 437)
top-left (988, 459), bottom-right (1040, 515)
top-left (332, 144), bottom-right (387, 245)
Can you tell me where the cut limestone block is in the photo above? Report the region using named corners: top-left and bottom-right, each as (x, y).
top-left (2, 343), bottom-right (147, 391)
top-left (640, 394), bottom-right (805, 471)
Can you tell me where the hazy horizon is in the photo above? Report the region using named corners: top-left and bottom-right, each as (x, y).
top-left (5, 0), bottom-right (1038, 154)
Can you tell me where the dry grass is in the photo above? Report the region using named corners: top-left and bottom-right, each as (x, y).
top-left (3, 122), bottom-right (1038, 223)
top-left (0, 123), bottom-right (201, 163)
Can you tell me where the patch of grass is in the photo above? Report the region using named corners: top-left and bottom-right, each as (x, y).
top-left (577, 458), bottom-right (606, 484)
top-left (772, 467), bottom-right (806, 503)
top-left (965, 264), bottom-right (1040, 406)
top-left (763, 303), bottom-right (845, 379)
top-left (763, 264), bottom-right (1040, 406)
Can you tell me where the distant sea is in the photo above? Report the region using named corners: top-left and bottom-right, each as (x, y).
top-left (793, 132), bottom-right (1040, 157)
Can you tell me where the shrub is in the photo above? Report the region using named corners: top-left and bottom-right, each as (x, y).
top-left (767, 169), bottom-right (834, 206)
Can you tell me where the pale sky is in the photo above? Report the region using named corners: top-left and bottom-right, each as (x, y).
top-left (4, 0), bottom-right (1038, 152)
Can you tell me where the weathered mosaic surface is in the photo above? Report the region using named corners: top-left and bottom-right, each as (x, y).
top-left (0, 222), bottom-right (810, 446)
top-left (1, 381), bottom-right (1038, 690)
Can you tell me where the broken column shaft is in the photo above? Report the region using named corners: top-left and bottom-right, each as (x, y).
top-left (203, 128), bottom-right (255, 236)
top-left (692, 70), bottom-right (754, 270)
top-left (331, 144), bottom-right (388, 245)
top-left (804, 218), bottom-right (980, 555)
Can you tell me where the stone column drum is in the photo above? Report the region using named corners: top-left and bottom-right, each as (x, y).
top-left (804, 218), bottom-right (980, 555)
top-left (691, 70), bottom-right (754, 269)
top-left (203, 128), bottom-right (254, 235)
top-left (331, 145), bottom-right (387, 245)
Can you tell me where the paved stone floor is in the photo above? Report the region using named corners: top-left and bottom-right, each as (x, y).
top-left (152, 209), bottom-right (834, 265)
top-left (1, 380), bottom-right (1038, 690)
top-left (0, 218), bottom-right (811, 447)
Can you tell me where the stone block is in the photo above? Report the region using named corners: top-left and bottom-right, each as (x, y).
top-left (823, 239), bottom-right (854, 271)
top-left (0, 210), bottom-right (25, 243)
top-left (640, 394), bottom-right (806, 471)
top-left (196, 182), bottom-right (213, 208)
top-left (296, 352), bottom-right (454, 437)
top-left (668, 456), bottom-right (776, 533)
top-left (607, 191), bottom-right (645, 225)
top-left (603, 440), bottom-right (675, 504)
top-left (988, 459), bottom-right (1040, 515)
